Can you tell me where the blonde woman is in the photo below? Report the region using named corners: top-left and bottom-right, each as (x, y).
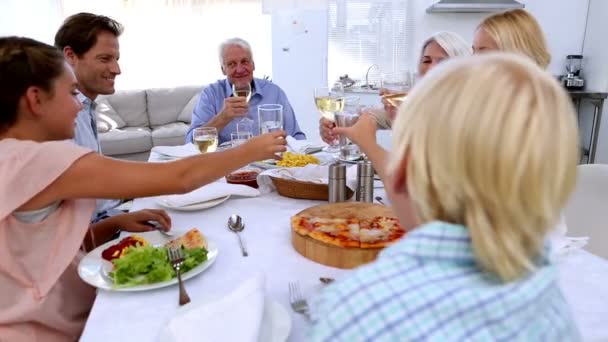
top-left (320, 31), bottom-right (471, 143)
top-left (473, 8), bottom-right (551, 69)
top-left (310, 53), bottom-right (580, 341)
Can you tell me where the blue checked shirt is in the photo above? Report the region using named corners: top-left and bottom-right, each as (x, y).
top-left (309, 221), bottom-right (580, 342)
top-left (186, 78), bottom-right (306, 144)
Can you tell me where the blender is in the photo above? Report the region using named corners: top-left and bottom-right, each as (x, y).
top-left (561, 55), bottom-right (585, 90)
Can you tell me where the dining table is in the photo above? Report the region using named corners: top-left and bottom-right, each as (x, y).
top-left (80, 150), bottom-right (608, 342)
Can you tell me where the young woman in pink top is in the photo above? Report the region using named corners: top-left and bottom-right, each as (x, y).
top-left (0, 36), bottom-right (287, 341)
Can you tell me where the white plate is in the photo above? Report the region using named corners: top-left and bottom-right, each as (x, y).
top-left (78, 231), bottom-right (218, 292)
top-left (156, 195), bottom-right (230, 211)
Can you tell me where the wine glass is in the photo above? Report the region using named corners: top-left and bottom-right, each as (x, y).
top-left (232, 82), bottom-right (253, 131)
top-left (192, 127), bottom-right (218, 153)
top-left (314, 83), bottom-right (345, 152)
top-left (381, 71), bottom-right (412, 108)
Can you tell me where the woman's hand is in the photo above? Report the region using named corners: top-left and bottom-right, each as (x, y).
top-left (332, 114), bottom-right (378, 150)
top-left (115, 209), bottom-right (172, 233)
top-left (379, 88), bottom-right (399, 121)
top-left (319, 117), bottom-right (337, 144)
top-left (242, 130), bottom-right (288, 160)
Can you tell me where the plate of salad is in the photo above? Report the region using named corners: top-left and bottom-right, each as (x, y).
top-left (78, 228), bottom-right (218, 291)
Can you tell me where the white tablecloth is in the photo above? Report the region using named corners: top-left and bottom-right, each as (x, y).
top-left (81, 156), bottom-right (608, 342)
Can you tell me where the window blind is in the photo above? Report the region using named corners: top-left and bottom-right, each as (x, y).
top-left (328, 0), bottom-right (414, 87)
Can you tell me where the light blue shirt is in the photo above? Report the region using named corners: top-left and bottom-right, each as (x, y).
top-left (73, 92), bottom-right (119, 216)
top-left (310, 221), bottom-right (580, 342)
top-left (74, 92), bottom-right (100, 153)
top-left (186, 78), bottom-right (306, 144)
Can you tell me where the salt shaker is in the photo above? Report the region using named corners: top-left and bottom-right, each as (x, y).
top-left (356, 160), bottom-right (374, 202)
top-left (328, 162), bottom-right (347, 203)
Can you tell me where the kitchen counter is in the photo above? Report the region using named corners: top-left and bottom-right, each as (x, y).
top-left (569, 91), bottom-right (606, 163)
top-left (568, 90), bottom-right (608, 99)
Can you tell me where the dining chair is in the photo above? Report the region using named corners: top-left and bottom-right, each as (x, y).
top-left (564, 164), bottom-right (608, 259)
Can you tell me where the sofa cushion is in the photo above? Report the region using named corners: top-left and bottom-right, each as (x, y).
top-left (151, 122), bottom-right (190, 146)
top-left (98, 90), bottom-right (148, 128)
top-left (177, 92), bottom-right (201, 124)
top-left (99, 127), bottom-right (153, 156)
top-left (147, 86), bottom-right (203, 127)
top-left (95, 98), bottom-right (126, 132)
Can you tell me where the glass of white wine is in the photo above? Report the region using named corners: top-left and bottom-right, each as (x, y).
top-left (193, 127), bottom-right (218, 153)
top-left (314, 84), bottom-right (345, 152)
top-left (232, 82), bottom-right (253, 131)
top-left (381, 71), bottom-right (412, 108)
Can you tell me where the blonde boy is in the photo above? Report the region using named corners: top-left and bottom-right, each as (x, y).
top-left (310, 53), bottom-right (580, 341)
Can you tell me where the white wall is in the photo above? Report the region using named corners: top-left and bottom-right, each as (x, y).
top-left (582, 0), bottom-right (608, 163)
top-left (272, 0), bottom-right (591, 143)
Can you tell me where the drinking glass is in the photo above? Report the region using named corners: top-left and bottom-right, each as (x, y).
top-left (334, 110), bottom-right (361, 161)
top-left (258, 104), bottom-right (283, 134)
top-left (231, 131), bottom-right (252, 147)
top-left (314, 83), bottom-right (345, 152)
top-left (192, 127), bottom-right (218, 153)
top-left (232, 82), bottom-right (253, 131)
top-left (381, 71), bottom-right (413, 108)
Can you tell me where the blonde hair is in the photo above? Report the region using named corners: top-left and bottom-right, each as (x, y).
top-left (479, 9), bottom-right (551, 69)
top-left (421, 31), bottom-right (472, 59)
top-left (389, 53), bottom-right (579, 281)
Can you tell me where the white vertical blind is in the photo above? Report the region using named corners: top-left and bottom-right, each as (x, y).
top-left (327, 0), bottom-right (414, 87)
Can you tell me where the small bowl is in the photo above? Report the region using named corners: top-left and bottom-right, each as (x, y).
top-left (226, 168), bottom-right (260, 188)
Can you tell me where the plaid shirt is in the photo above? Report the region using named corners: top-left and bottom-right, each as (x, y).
top-left (309, 221), bottom-right (580, 342)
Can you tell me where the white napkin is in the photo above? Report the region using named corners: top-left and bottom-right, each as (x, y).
top-left (159, 274), bottom-right (266, 342)
top-left (162, 182), bottom-right (260, 207)
top-left (152, 144), bottom-right (199, 159)
top-left (257, 164), bottom-right (358, 194)
top-left (286, 136), bottom-right (324, 154)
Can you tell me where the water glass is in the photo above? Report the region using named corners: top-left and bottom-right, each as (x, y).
top-left (231, 131), bottom-right (252, 147)
top-left (192, 127), bottom-right (218, 153)
top-left (258, 104), bottom-right (283, 134)
top-left (334, 111), bottom-right (361, 161)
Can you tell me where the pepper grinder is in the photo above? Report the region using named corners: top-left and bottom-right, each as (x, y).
top-left (328, 162), bottom-right (347, 203)
top-left (356, 160), bottom-right (374, 202)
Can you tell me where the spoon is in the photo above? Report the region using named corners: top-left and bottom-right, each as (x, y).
top-left (228, 214), bottom-right (248, 257)
top-left (375, 196), bottom-right (385, 205)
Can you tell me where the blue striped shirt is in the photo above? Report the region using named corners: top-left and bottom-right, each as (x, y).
top-left (309, 221), bottom-right (580, 342)
top-left (186, 78), bottom-right (306, 144)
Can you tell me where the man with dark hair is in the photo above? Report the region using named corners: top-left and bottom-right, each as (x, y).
top-left (55, 12), bottom-right (172, 235)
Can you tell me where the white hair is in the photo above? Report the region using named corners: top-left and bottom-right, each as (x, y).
top-left (421, 31), bottom-right (472, 59)
top-left (219, 37), bottom-right (253, 65)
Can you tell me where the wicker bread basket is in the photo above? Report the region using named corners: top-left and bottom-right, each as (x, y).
top-left (270, 176), bottom-right (354, 200)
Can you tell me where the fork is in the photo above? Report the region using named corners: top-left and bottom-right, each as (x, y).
top-left (288, 281), bottom-right (310, 319)
top-left (168, 247), bottom-right (191, 306)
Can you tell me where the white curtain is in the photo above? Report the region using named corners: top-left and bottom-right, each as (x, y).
top-left (0, 0), bottom-right (63, 42)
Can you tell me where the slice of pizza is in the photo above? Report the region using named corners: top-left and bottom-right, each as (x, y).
top-left (295, 216), bottom-right (360, 248)
top-left (164, 228), bottom-right (207, 250)
top-left (360, 217), bottom-right (405, 248)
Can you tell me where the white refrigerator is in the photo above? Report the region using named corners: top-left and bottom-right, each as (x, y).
top-left (582, 0), bottom-right (608, 163)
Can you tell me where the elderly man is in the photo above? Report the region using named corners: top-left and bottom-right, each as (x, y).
top-left (187, 37), bottom-right (306, 144)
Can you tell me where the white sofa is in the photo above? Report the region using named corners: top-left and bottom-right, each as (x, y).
top-left (95, 85), bottom-right (203, 160)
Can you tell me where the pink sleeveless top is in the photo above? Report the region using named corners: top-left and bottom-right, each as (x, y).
top-left (0, 139), bottom-right (97, 341)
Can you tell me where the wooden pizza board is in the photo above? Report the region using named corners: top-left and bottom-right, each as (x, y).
top-left (291, 202), bottom-right (396, 269)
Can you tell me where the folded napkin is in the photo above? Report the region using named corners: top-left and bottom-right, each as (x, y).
top-left (152, 144), bottom-right (199, 159)
top-left (286, 136), bottom-right (325, 154)
top-left (257, 164), bottom-right (358, 194)
top-left (159, 274), bottom-right (266, 342)
top-left (162, 182), bottom-right (260, 207)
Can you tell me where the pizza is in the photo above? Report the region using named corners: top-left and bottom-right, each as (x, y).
top-left (291, 203), bottom-right (406, 249)
top-left (164, 228), bottom-right (207, 250)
